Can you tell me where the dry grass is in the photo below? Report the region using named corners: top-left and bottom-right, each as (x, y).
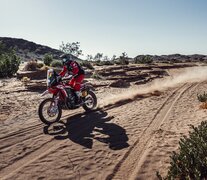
top-left (199, 102), bottom-right (207, 109)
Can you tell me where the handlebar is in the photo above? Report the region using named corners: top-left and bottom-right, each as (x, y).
top-left (62, 75), bottom-right (73, 81)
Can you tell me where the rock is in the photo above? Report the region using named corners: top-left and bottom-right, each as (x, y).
top-left (109, 79), bottom-right (130, 88)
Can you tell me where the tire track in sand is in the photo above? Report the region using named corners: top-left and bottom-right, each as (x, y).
top-left (0, 112), bottom-right (81, 179)
top-left (0, 112), bottom-right (78, 150)
top-left (0, 138), bottom-right (66, 180)
top-left (106, 83), bottom-right (198, 180)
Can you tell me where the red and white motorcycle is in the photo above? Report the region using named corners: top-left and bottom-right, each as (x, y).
top-left (38, 69), bottom-right (97, 125)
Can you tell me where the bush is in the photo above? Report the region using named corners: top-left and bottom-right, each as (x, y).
top-left (23, 60), bottom-right (37, 71)
top-left (115, 58), bottom-right (129, 65)
top-left (0, 52), bottom-right (20, 77)
top-left (50, 60), bottom-right (62, 68)
top-left (157, 121), bottom-right (207, 179)
top-left (43, 54), bottom-right (53, 66)
top-left (93, 60), bottom-right (102, 66)
top-left (80, 60), bottom-right (94, 69)
top-left (103, 60), bottom-right (114, 65)
top-left (120, 58), bottom-right (129, 65)
top-left (134, 55), bottom-right (153, 64)
top-left (197, 92), bottom-right (207, 102)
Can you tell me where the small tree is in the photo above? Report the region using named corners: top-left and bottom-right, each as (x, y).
top-left (0, 42), bottom-right (20, 77)
top-left (118, 52), bottom-right (129, 65)
top-left (103, 55), bottom-right (109, 61)
top-left (111, 55), bottom-right (117, 61)
top-left (43, 53), bottom-right (53, 66)
top-left (86, 54), bottom-right (93, 61)
top-left (94, 53), bottom-right (103, 61)
top-left (59, 41), bottom-right (83, 57)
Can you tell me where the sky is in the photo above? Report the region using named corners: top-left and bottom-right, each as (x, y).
top-left (0, 0), bottom-right (207, 58)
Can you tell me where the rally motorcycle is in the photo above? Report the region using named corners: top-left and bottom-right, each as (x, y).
top-left (38, 69), bottom-right (97, 125)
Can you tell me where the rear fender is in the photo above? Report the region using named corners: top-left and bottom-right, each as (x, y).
top-left (82, 83), bottom-right (95, 91)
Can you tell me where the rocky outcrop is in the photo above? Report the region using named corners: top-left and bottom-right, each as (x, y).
top-left (17, 70), bottom-right (49, 80)
top-left (134, 54), bottom-right (207, 63)
top-left (0, 37), bottom-right (82, 62)
top-left (0, 37), bottom-right (62, 60)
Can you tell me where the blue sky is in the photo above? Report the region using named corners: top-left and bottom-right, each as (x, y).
top-left (0, 0), bottom-right (207, 58)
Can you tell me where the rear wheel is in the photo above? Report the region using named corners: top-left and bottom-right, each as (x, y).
top-left (82, 91), bottom-right (97, 111)
top-left (38, 98), bottom-right (62, 125)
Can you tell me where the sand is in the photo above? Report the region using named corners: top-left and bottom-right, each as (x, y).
top-left (0, 66), bottom-right (207, 179)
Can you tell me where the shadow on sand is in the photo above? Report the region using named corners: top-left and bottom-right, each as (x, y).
top-left (43, 110), bottom-right (129, 150)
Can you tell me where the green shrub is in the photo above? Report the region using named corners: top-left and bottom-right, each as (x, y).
top-left (115, 58), bottom-right (129, 65)
top-left (50, 60), bottom-right (62, 68)
top-left (23, 60), bottom-right (37, 71)
top-left (134, 55), bottom-right (153, 64)
top-left (102, 61), bottom-right (114, 66)
top-left (197, 92), bottom-right (207, 102)
top-left (43, 54), bottom-right (53, 66)
top-left (80, 60), bottom-right (94, 69)
top-left (0, 51), bottom-right (20, 77)
top-left (120, 58), bottom-right (129, 65)
top-left (157, 121), bottom-right (207, 179)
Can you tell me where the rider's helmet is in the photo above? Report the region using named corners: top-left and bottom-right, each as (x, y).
top-left (60, 54), bottom-right (73, 65)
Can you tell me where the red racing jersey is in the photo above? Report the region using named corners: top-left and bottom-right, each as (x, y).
top-left (59, 61), bottom-right (84, 77)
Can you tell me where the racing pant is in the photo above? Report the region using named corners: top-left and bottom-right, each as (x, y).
top-left (68, 74), bottom-right (84, 91)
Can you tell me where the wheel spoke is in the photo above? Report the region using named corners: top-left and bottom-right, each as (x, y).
top-left (41, 100), bottom-right (59, 122)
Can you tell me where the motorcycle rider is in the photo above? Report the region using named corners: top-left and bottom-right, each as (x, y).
top-left (59, 54), bottom-right (85, 104)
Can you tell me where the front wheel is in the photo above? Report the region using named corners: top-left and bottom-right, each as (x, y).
top-left (82, 91), bottom-right (97, 111)
top-left (38, 98), bottom-right (62, 125)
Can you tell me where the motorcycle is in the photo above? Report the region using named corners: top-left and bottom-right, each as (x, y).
top-left (38, 69), bottom-right (97, 125)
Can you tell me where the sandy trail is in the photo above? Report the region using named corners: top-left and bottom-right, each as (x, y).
top-left (0, 67), bottom-right (207, 179)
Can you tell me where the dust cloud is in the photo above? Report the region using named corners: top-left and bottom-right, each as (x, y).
top-left (100, 66), bottom-right (207, 107)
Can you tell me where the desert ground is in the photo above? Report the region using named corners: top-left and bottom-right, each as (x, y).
top-left (0, 64), bottom-right (207, 180)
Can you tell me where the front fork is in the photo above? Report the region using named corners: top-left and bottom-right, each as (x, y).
top-left (53, 92), bottom-right (60, 107)
top-left (41, 90), bottom-right (60, 108)
top-left (47, 93), bottom-right (60, 115)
